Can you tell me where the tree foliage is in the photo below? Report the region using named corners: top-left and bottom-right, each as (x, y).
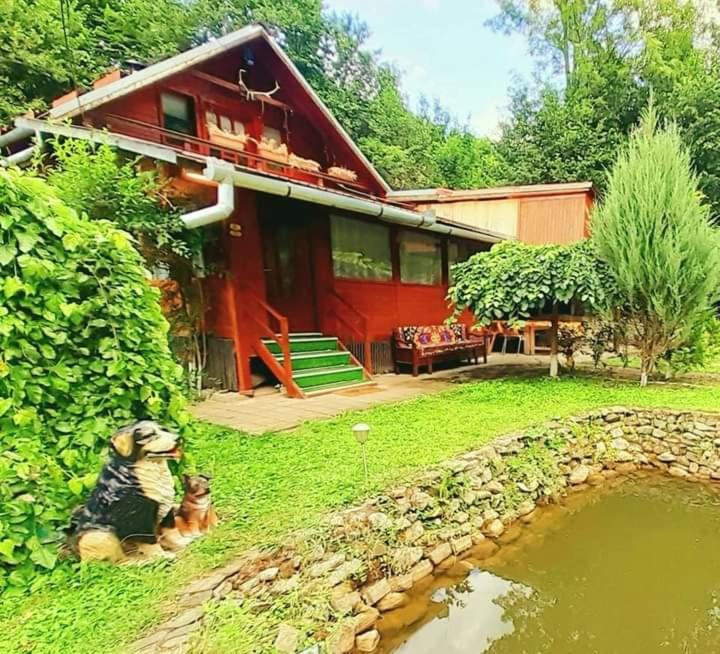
top-left (0, 168), bottom-right (188, 590)
top-left (592, 105), bottom-right (720, 385)
top-left (449, 240), bottom-right (611, 327)
top-left (0, 0), bottom-right (507, 191)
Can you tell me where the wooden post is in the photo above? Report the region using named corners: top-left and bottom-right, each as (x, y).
top-left (549, 309), bottom-right (559, 378)
top-left (227, 276), bottom-right (253, 395)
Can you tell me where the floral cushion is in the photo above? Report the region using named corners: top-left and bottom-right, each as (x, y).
top-left (394, 324), bottom-right (468, 348)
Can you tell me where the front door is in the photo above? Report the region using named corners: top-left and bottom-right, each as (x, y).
top-left (260, 209), bottom-right (318, 333)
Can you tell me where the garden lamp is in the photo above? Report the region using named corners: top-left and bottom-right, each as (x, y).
top-left (352, 423), bottom-right (371, 486)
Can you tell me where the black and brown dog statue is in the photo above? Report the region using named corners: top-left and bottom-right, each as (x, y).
top-left (67, 420), bottom-right (188, 563)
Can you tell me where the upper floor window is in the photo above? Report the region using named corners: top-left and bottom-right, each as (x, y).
top-left (330, 215), bottom-right (392, 281)
top-left (161, 93), bottom-right (196, 135)
top-left (399, 231), bottom-right (443, 285)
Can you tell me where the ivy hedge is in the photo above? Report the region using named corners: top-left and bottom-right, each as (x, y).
top-left (0, 169), bottom-right (188, 591)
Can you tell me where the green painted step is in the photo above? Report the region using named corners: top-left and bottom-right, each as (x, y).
top-left (292, 364), bottom-right (365, 389)
top-left (275, 350), bottom-right (351, 371)
top-left (262, 336), bottom-right (338, 355)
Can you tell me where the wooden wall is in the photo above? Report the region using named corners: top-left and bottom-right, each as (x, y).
top-left (517, 195), bottom-right (588, 244)
top-left (414, 191), bottom-right (593, 245)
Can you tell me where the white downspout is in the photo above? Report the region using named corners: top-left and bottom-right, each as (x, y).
top-left (180, 159), bottom-right (236, 229)
top-left (0, 126), bottom-right (32, 149)
top-left (0, 146), bottom-right (36, 168)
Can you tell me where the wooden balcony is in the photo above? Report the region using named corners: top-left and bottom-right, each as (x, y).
top-left (101, 114), bottom-right (371, 194)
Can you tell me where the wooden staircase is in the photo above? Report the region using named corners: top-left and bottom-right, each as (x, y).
top-left (262, 332), bottom-right (374, 396)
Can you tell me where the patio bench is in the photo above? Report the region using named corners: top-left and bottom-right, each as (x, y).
top-left (392, 324), bottom-right (487, 376)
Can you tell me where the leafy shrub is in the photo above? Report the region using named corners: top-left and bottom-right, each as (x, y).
top-left (660, 313), bottom-right (720, 378)
top-left (0, 169), bottom-right (188, 591)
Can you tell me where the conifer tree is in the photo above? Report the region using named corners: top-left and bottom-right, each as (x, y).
top-left (593, 104), bottom-right (720, 385)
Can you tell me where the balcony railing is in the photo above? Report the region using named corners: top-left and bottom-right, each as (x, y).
top-left (102, 113), bottom-right (371, 194)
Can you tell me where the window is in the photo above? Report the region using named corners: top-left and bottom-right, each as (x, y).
top-left (161, 93), bottom-right (196, 135)
top-left (448, 240), bottom-right (474, 283)
top-left (399, 231), bottom-right (443, 285)
top-left (330, 215), bottom-right (392, 281)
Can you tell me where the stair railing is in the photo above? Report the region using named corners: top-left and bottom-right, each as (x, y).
top-left (328, 290), bottom-right (373, 375)
top-left (242, 287), bottom-right (303, 398)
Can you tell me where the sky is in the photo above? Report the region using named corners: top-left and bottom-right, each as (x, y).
top-left (324, 0), bottom-right (536, 138)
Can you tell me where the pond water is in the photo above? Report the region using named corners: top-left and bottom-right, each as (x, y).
top-left (379, 476), bottom-right (720, 654)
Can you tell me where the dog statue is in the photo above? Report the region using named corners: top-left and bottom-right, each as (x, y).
top-left (68, 420), bottom-right (187, 563)
top-left (173, 474), bottom-right (219, 539)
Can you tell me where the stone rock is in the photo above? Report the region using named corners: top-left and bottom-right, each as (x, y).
top-left (614, 450), bottom-right (635, 462)
top-left (258, 567), bottom-right (279, 582)
top-left (658, 451), bottom-right (677, 463)
top-left (451, 535), bottom-right (472, 555)
top-left (391, 547), bottom-right (423, 572)
top-left (410, 491), bottom-right (433, 510)
top-left (377, 591), bottom-right (407, 611)
top-left (352, 608), bottom-right (380, 634)
top-left (611, 437), bottom-right (629, 450)
top-left (331, 590), bottom-right (361, 614)
top-left (328, 559), bottom-right (363, 587)
top-left (272, 576), bottom-right (300, 595)
top-left (274, 624), bottom-right (300, 653)
top-left (355, 629), bottom-right (380, 652)
top-left (483, 508), bottom-right (500, 522)
top-left (517, 499), bottom-right (535, 516)
top-left (485, 480), bottom-right (504, 494)
top-left (669, 465), bottom-right (689, 478)
top-left (368, 512), bottom-right (391, 530)
top-left (410, 559), bottom-right (434, 582)
top-left (163, 607), bottom-right (204, 631)
top-left (428, 542), bottom-right (452, 566)
top-left (484, 518), bottom-right (505, 538)
top-left (369, 542), bottom-right (388, 558)
top-left (327, 623), bottom-right (355, 654)
top-left (471, 532), bottom-right (487, 545)
top-left (615, 462), bottom-right (637, 474)
top-left (389, 574), bottom-right (413, 592)
top-left (362, 578), bottom-right (391, 606)
top-left (400, 521), bottom-right (424, 544)
top-left (132, 630), bottom-right (168, 652)
top-left (569, 465), bottom-right (590, 485)
top-left (180, 589), bottom-right (213, 608)
top-left (394, 517), bottom-right (412, 531)
top-left (309, 553), bottom-right (345, 578)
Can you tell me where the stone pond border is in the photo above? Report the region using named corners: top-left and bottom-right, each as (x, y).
top-left (132, 406), bottom-right (720, 654)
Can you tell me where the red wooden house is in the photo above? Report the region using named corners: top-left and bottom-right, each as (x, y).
top-left (0, 25), bottom-right (592, 397)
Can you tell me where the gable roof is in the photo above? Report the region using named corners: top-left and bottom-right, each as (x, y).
top-left (48, 24), bottom-right (391, 193)
top-left (388, 182), bottom-right (595, 203)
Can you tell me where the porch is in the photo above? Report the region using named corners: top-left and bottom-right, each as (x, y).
top-left (192, 353), bottom-right (551, 433)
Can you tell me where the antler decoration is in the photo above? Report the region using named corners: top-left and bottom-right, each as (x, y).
top-left (238, 69), bottom-right (280, 105)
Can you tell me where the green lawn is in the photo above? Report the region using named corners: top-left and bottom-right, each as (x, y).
top-left (3, 375), bottom-right (720, 653)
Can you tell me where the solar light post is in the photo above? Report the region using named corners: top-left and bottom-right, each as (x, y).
top-left (352, 422), bottom-right (370, 487)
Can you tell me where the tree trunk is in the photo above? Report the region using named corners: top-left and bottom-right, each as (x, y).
top-left (549, 310), bottom-right (559, 378)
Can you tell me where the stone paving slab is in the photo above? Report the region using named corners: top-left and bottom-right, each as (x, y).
top-left (191, 354), bottom-right (551, 433)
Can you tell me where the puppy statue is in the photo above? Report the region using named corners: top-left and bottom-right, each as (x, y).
top-left (68, 420), bottom-right (185, 563)
top-left (173, 474), bottom-right (219, 539)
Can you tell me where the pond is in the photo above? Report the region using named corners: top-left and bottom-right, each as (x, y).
top-left (378, 475), bottom-right (720, 653)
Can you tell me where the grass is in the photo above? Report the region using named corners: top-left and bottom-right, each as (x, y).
top-left (2, 375), bottom-right (720, 653)
top-left (604, 353), bottom-right (720, 374)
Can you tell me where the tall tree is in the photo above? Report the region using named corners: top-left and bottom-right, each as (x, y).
top-left (593, 105), bottom-right (720, 385)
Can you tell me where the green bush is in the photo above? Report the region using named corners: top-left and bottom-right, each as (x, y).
top-left (0, 168), bottom-right (188, 591)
